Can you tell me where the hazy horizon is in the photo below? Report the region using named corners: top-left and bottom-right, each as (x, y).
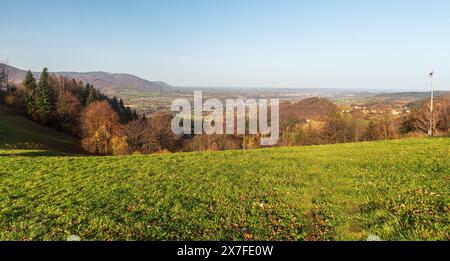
top-left (1, 0), bottom-right (449, 91)
top-left (2, 62), bottom-right (448, 93)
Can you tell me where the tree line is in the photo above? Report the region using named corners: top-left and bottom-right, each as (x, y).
top-left (1, 66), bottom-right (449, 155)
top-left (21, 69), bottom-right (138, 129)
top-left (0, 67), bottom-right (143, 153)
top-left (278, 95), bottom-right (449, 148)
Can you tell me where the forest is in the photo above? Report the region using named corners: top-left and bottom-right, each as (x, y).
top-left (0, 66), bottom-right (449, 155)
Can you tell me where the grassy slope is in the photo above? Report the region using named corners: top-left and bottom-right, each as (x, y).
top-left (0, 138), bottom-right (448, 241)
top-left (0, 106), bottom-right (82, 153)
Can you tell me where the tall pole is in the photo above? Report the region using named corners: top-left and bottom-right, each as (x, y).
top-left (429, 70), bottom-right (434, 137)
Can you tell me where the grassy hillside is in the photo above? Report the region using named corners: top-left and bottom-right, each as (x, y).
top-left (0, 138), bottom-right (448, 241)
top-left (0, 106), bottom-right (82, 153)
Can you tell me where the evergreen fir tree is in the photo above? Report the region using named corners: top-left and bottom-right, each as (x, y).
top-left (117, 99), bottom-right (126, 122)
top-left (86, 84), bottom-right (98, 106)
top-left (110, 96), bottom-right (120, 112)
top-left (23, 70), bottom-right (37, 117)
top-left (126, 106), bottom-right (133, 122)
top-left (119, 99), bottom-right (125, 112)
top-left (35, 68), bottom-right (54, 124)
top-left (79, 83), bottom-right (90, 106)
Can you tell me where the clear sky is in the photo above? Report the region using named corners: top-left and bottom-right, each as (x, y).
top-left (1, 0), bottom-right (449, 90)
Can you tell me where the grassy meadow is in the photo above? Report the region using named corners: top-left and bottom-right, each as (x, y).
top-left (0, 106), bottom-right (81, 153)
top-left (0, 138), bottom-right (448, 241)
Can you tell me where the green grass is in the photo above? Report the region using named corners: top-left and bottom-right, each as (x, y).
top-left (0, 106), bottom-right (81, 153)
top-left (0, 138), bottom-right (448, 241)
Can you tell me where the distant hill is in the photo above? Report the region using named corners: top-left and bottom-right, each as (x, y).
top-left (0, 105), bottom-right (82, 154)
top-left (0, 63), bottom-right (172, 96)
top-left (363, 91), bottom-right (450, 106)
top-left (280, 97), bottom-right (337, 126)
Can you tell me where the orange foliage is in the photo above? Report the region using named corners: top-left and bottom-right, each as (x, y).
top-left (81, 101), bottom-right (122, 155)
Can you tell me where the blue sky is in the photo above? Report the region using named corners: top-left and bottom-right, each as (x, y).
top-left (0, 0), bottom-right (449, 90)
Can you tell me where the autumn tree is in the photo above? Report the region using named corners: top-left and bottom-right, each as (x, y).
top-left (399, 97), bottom-right (449, 135)
top-left (187, 134), bottom-right (242, 151)
top-left (111, 136), bottom-right (130, 155)
top-left (44, 75), bottom-right (81, 133)
top-left (361, 120), bottom-right (382, 141)
top-left (0, 66), bottom-right (18, 106)
top-left (123, 118), bottom-right (148, 153)
top-left (243, 135), bottom-right (260, 150)
top-left (280, 123), bottom-right (304, 146)
top-left (56, 90), bottom-right (82, 134)
top-left (434, 94), bottom-right (450, 133)
top-left (3, 82), bottom-right (17, 106)
top-left (142, 113), bottom-right (180, 153)
top-left (322, 110), bottom-right (355, 144)
top-left (301, 122), bottom-right (321, 145)
top-left (0, 66), bottom-right (8, 102)
top-left (379, 113), bottom-right (397, 139)
top-left (81, 101), bottom-right (122, 155)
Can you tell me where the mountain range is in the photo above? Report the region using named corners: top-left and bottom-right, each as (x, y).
top-left (0, 63), bottom-right (172, 96)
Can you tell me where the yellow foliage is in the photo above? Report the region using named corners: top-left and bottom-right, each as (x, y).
top-left (156, 149), bottom-right (172, 154)
top-left (4, 95), bottom-right (14, 106)
top-left (111, 136), bottom-right (130, 155)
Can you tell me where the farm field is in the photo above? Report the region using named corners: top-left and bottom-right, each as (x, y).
top-left (0, 138), bottom-right (448, 241)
